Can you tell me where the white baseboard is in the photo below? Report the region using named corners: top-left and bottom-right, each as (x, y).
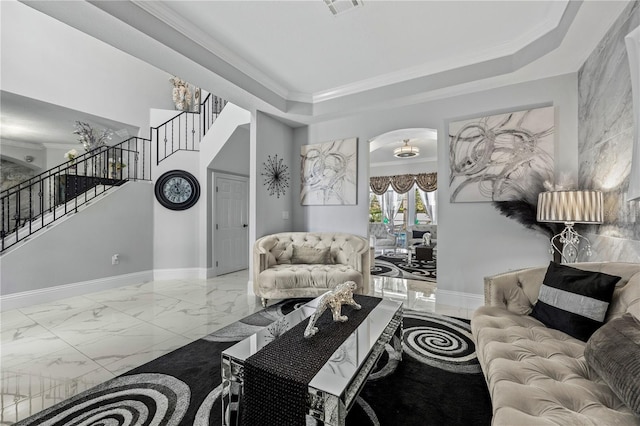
top-left (201, 268), bottom-right (216, 279)
top-left (0, 270), bottom-right (154, 311)
top-left (153, 268), bottom-right (204, 281)
top-left (435, 289), bottom-right (484, 311)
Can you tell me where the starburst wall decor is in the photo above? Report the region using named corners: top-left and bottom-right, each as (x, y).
top-left (261, 154), bottom-right (290, 198)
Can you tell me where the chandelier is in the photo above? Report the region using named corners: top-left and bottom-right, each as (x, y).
top-left (393, 139), bottom-right (420, 158)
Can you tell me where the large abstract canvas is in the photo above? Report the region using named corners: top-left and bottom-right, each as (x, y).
top-left (449, 106), bottom-right (555, 202)
top-left (300, 138), bottom-right (358, 205)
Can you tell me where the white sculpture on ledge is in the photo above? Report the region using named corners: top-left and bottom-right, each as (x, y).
top-left (304, 281), bottom-right (362, 339)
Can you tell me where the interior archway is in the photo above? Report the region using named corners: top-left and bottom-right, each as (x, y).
top-left (368, 128), bottom-right (439, 297)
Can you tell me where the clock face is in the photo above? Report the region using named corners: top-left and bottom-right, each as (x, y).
top-left (163, 177), bottom-right (192, 203)
top-left (155, 170), bottom-right (200, 210)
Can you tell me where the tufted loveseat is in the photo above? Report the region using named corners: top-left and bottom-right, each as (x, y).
top-left (368, 223), bottom-right (396, 252)
top-left (406, 224), bottom-right (437, 247)
top-left (253, 232), bottom-right (370, 307)
top-left (471, 262), bottom-right (640, 425)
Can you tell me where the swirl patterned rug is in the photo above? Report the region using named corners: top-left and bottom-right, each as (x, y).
top-left (371, 253), bottom-right (437, 283)
top-left (15, 300), bottom-right (492, 426)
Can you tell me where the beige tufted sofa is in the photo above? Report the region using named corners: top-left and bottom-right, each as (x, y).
top-left (253, 232), bottom-right (370, 307)
top-left (471, 262), bottom-right (640, 425)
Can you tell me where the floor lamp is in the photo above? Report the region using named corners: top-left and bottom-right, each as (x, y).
top-left (536, 190), bottom-right (604, 263)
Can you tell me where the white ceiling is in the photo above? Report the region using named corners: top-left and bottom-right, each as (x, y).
top-left (7, 0), bottom-right (631, 155)
top-left (155, 0), bottom-right (569, 98)
top-left (369, 128), bottom-right (437, 167)
top-left (111, 0), bottom-right (629, 108)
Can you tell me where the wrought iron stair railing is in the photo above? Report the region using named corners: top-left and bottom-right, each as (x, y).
top-left (0, 137), bottom-right (151, 252)
top-left (1, 91), bottom-right (227, 253)
top-left (153, 92), bottom-right (227, 165)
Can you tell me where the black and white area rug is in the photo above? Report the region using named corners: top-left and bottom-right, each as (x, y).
top-left (372, 253), bottom-right (437, 283)
top-left (15, 300), bottom-right (492, 426)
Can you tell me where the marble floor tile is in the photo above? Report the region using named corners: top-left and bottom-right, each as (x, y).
top-left (6, 345), bottom-right (102, 381)
top-left (45, 307), bottom-right (150, 346)
top-left (180, 305), bottom-right (261, 341)
top-left (103, 295), bottom-right (206, 323)
top-left (71, 323), bottom-right (181, 367)
top-left (18, 297), bottom-right (108, 330)
top-left (143, 304), bottom-right (232, 335)
top-left (102, 334), bottom-right (194, 376)
top-left (83, 288), bottom-right (174, 313)
top-left (0, 365), bottom-right (114, 424)
top-left (1, 310), bottom-right (36, 334)
top-left (1, 319), bottom-right (45, 345)
top-left (0, 268), bottom-right (474, 424)
top-left (1, 329), bottom-right (71, 369)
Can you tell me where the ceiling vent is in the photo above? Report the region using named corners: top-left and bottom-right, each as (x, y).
top-left (324, 0), bottom-right (364, 16)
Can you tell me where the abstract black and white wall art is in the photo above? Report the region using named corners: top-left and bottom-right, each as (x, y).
top-left (300, 138), bottom-right (358, 205)
top-left (449, 106), bottom-right (555, 203)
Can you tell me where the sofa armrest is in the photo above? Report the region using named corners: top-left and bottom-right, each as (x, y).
top-left (484, 267), bottom-right (546, 315)
top-left (253, 235), bottom-right (279, 291)
top-left (337, 235), bottom-right (371, 295)
top-left (356, 244), bottom-right (371, 295)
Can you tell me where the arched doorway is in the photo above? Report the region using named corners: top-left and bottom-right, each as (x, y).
top-left (368, 128), bottom-right (438, 305)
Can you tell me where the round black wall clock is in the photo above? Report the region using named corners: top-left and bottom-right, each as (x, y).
top-left (155, 170), bottom-right (200, 210)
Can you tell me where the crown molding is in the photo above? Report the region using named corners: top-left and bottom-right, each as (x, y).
top-left (132, 1), bottom-right (292, 100)
top-left (311, 1), bottom-right (573, 103)
top-left (133, 0), bottom-right (573, 106)
top-left (25, 0), bottom-right (583, 121)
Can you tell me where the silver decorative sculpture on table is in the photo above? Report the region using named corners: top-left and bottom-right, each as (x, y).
top-left (304, 281), bottom-right (362, 339)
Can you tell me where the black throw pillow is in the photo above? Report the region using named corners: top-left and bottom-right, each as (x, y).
top-left (530, 262), bottom-right (620, 341)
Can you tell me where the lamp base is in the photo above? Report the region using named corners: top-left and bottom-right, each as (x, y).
top-left (549, 222), bottom-right (592, 263)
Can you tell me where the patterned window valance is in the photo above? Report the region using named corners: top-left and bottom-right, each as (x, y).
top-left (415, 173), bottom-right (437, 192)
top-left (369, 176), bottom-right (390, 195)
top-left (369, 172), bottom-right (437, 194)
top-left (390, 174), bottom-right (415, 194)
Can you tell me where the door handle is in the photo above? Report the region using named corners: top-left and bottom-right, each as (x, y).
top-left (243, 224), bottom-right (248, 228)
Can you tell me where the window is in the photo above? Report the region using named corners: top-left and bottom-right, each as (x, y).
top-left (369, 184), bottom-right (437, 227)
top-left (369, 193), bottom-right (382, 222)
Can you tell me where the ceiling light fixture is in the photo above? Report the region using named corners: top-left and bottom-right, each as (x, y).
top-left (393, 139), bottom-right (420, 158)
top-left (324, 0), bottom-right (363, 16)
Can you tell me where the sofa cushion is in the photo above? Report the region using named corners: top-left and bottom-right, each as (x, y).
top-left (472, 305), bottom-right (639, 425)
top-left (531, 262), bottom-right (620, 341)
top-left (291, 244), bottom-right (331, 264)
top-left (412, 230), bottom-right (428, 238)
top-left (258, 264), bottom-right (362, 291)
top-left (585, 313), bottom-right (640, 417)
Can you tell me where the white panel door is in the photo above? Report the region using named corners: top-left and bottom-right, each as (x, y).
top-left (214, 174), bottom-right (249, 275)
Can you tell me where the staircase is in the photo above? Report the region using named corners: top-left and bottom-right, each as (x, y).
top-left (0, 93), bottom-right (227, 253)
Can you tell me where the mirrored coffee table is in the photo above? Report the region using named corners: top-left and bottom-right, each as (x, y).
top-left (221, 296), bottom-right (403, 426)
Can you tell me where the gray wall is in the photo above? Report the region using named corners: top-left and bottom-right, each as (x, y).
top-left (292, 73), bottom-right (579, 300)
top-left (578, 1), bottom-right (640, 262)
top-left (253, 111), bottom-right (295, 239)
top-left (153, 151), bottom-right (201, 270)
top-left (1, 182), bottom-right (154, 295)
top-left (1, 2), bottom-right (173, 134)
top-left (210, 126), bottom-right (250, 176)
